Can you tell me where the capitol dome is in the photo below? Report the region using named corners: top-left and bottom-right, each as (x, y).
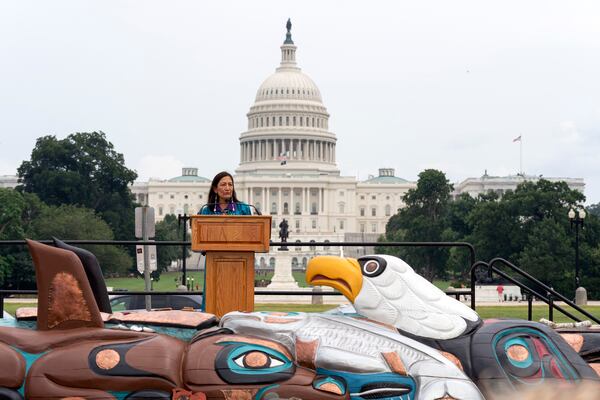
top-left (255, 71), bottom-right (323, 103)
top-left (236, 20), bottom-right (338, 176)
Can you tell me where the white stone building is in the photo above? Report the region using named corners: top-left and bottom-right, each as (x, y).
top-left (131, 24), bottom-right (416, 268)
top-left (453, 172), bottom-right (585, 199)
top-left (129, 23), bottom-right (587, 269)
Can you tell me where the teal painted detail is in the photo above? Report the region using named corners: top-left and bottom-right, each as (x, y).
top-left (492, 327), bottom-right (579, 385)
top-left (108, 390), bottom-right (131, 400)
top-left (504, 337), bottom-right (533, 368)
top-left (0, 318), bottom-right (36, 329)
top-left (259, 311), bottom-right (299, 316)
top-left (219, 342), bottom-right (292, 375)
top-left (313, 376), bottom-right (346, 395)
top-left (316, 368), bottom-right (415, 400)
top-left (254, 384), bottom-right (280, 399)
top-left (108, 391), bottom-right (130, 399)
top-left (14, 348), bottom-right (47, 395)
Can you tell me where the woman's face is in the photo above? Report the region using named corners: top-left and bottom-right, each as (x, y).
top-left (214, 175), bottom-right (234, 202)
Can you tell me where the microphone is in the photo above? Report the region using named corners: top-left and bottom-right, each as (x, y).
top-left (198, 202), bottom-right (262, 215)
top-left (249, 204), bottom-right (262, 215)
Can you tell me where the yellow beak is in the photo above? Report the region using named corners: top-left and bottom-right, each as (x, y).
top-left (306, 256), bottom-right (363, 302)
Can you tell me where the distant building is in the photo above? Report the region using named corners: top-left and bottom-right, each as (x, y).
top-left (131, 23), bottom-right (586, 270)
top-left (0, 175), bottom-right (18, 189)
top-left (453, 172), bottom-right (585, 199)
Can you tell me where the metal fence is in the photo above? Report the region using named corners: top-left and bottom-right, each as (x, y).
top-left (0, 239), bottom-right (475, 315)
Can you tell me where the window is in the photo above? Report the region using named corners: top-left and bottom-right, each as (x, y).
top-left (159, 207), bottom-right (163, 216)
top-left (271, 202), bottom-right (277, 214)
top-left (272, 219), bottom-right (277, 229)
top-left (360, 195), bottom-right (365, 200)
top-left (371, 207), bottom-right (377, 217)
top-left (311, 202), bottom-right (318, 214)
top-left (295, 202), bottom-right (301, 214)
top-left (170, 194), bottom-right (175, 199)
top-left (312, 220), bottom-right (317, 229)
top-left (339, 220), bottom-right (344, 230)
top-left (360, 223), bottom-right (365, 233)
top-left (286, 116), bottom-right (289, 126)
top-left (302, 257), bottom-right (308, 268)
top-left (360, 207), bottom-right (365, 217)
top-left (339, 191), bottom-right (344, 196)
top-left (385, 205), bottom-right (391, 216)
top-left (255, 202), bottom-right (261, 213)
top-left (371, 223), bottom-right (377, 232)
top-left (269, 257), bottom-right (276, 269)
top-left (295, 240), bottom-right (302, 251)
top-left (371, 195), bottom-right (376, 200)
top-left (292, 257), bottom-right (299, 269)
top-left (386, 196), bottom-right (390, 200)
top-left (183, 204), bottom-right (189, 214)
top-left (283, 202), bottom-right (289, 214)
top-left (309, 240), bottom-right (316, 251)
top-left (279, 116), bottom-right (282, 125)
top-left (338, 202), bottom-right (345, 213)
top-left (324, 240), bottom-right (330, 250)
top-left (159, 194), bottom-right (164, 199)
top-left (295, 220), bottom-right (300, 229)
top-left (198, 194), bottom-right (203, 199)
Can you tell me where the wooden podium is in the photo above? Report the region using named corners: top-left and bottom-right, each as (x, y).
top-left (191, 215), bottom-right (271, 317)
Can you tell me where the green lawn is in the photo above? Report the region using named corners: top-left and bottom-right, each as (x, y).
top-left (5, 301), bottom-right (600, 323)
top-left (106, 271), bottom-right (309, 291)
top-left (106, 271), bottom-right (206, 291)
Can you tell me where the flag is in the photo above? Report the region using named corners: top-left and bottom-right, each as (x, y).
top-left (513, 135), bottom-right (521, 142)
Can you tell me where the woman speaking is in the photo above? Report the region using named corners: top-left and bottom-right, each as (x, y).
top-left (199, 171), bottom-right (252, 215)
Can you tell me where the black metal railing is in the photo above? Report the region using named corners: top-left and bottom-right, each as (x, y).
top-left (470, 257), bottom-right (600, 324)
top-left (0, 239), bottom-right (476, 316)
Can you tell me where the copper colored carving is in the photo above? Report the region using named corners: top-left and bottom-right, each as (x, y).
top-left (382, 351), bottom-right (408, 375)
top-left (440, 351), bottom-right (464, 371)
top-left (506, 344), bottom-right (530, 362)
top-left (295, 338), bottom-right (318, 370)
top-left (561, 333), bottom-right (585, 353)
top-left (95, 349), bottom-right (120, 370)
top-left (48, 272), bottom-right (92, 329)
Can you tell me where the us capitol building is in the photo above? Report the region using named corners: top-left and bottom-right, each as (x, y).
top-left (130, 21), bottom-right (584, 269)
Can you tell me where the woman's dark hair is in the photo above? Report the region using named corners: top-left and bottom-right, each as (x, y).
top-left (207, 171), bottom-right (240, 206)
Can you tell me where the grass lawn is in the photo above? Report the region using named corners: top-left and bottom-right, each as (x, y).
top-left (106, 271), bottom-right (309, 291)
top-left (106, 271), bottom-right (206, 291)
top-left (4, 301), bottom-right (600, 323)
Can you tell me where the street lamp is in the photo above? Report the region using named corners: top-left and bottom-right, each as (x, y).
top-left (568, 208), bottom-right (586, 300)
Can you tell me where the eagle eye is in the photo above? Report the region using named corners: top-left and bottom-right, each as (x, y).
top-left (358, 256), bottom-right (387, 277)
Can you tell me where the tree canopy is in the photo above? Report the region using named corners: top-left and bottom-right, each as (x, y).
top-left (17, 132), bottom-right (138, 240)
top-left (381, 175), bottom-right (600, 299)
top-left (380, 169), bottom-right (454, 281)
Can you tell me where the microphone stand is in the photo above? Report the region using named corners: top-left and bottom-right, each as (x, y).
top-left (177, 213), bottom-right (190, 287)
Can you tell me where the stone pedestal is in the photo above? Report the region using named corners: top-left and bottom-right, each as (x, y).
top-left (575, 287), bottom-right (588, 306)
top-left (267, 252), bottom-right (299, 290)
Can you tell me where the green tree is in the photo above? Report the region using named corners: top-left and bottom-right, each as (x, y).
top-left (31, 205), bottom-right (133, 277)
top-left (0, 189), bottom-right (46, 288)
top-left (518, 218), bottom-right (573, 293)
top-left (17, 132), bottom-right (138, 240)
top-left (381, 169), bottom-right (453, 281)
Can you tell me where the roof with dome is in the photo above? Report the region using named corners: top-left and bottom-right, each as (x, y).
top-left (168, 168), bottom-right (210, 183)
top-left (362, 168), bottom-right (409, 184)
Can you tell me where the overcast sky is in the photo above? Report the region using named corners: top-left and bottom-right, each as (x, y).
top-left (1, 1), bottom-right (599, 203)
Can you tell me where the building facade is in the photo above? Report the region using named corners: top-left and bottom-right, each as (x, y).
top-left (129, 23), bottom-right (586, 268)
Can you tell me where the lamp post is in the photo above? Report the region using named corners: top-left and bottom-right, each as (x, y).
top-left (568, 208), bottom-right (586, 305)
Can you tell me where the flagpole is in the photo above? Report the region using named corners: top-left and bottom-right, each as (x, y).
top-left (520, 135), bottom-right (523, 176)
